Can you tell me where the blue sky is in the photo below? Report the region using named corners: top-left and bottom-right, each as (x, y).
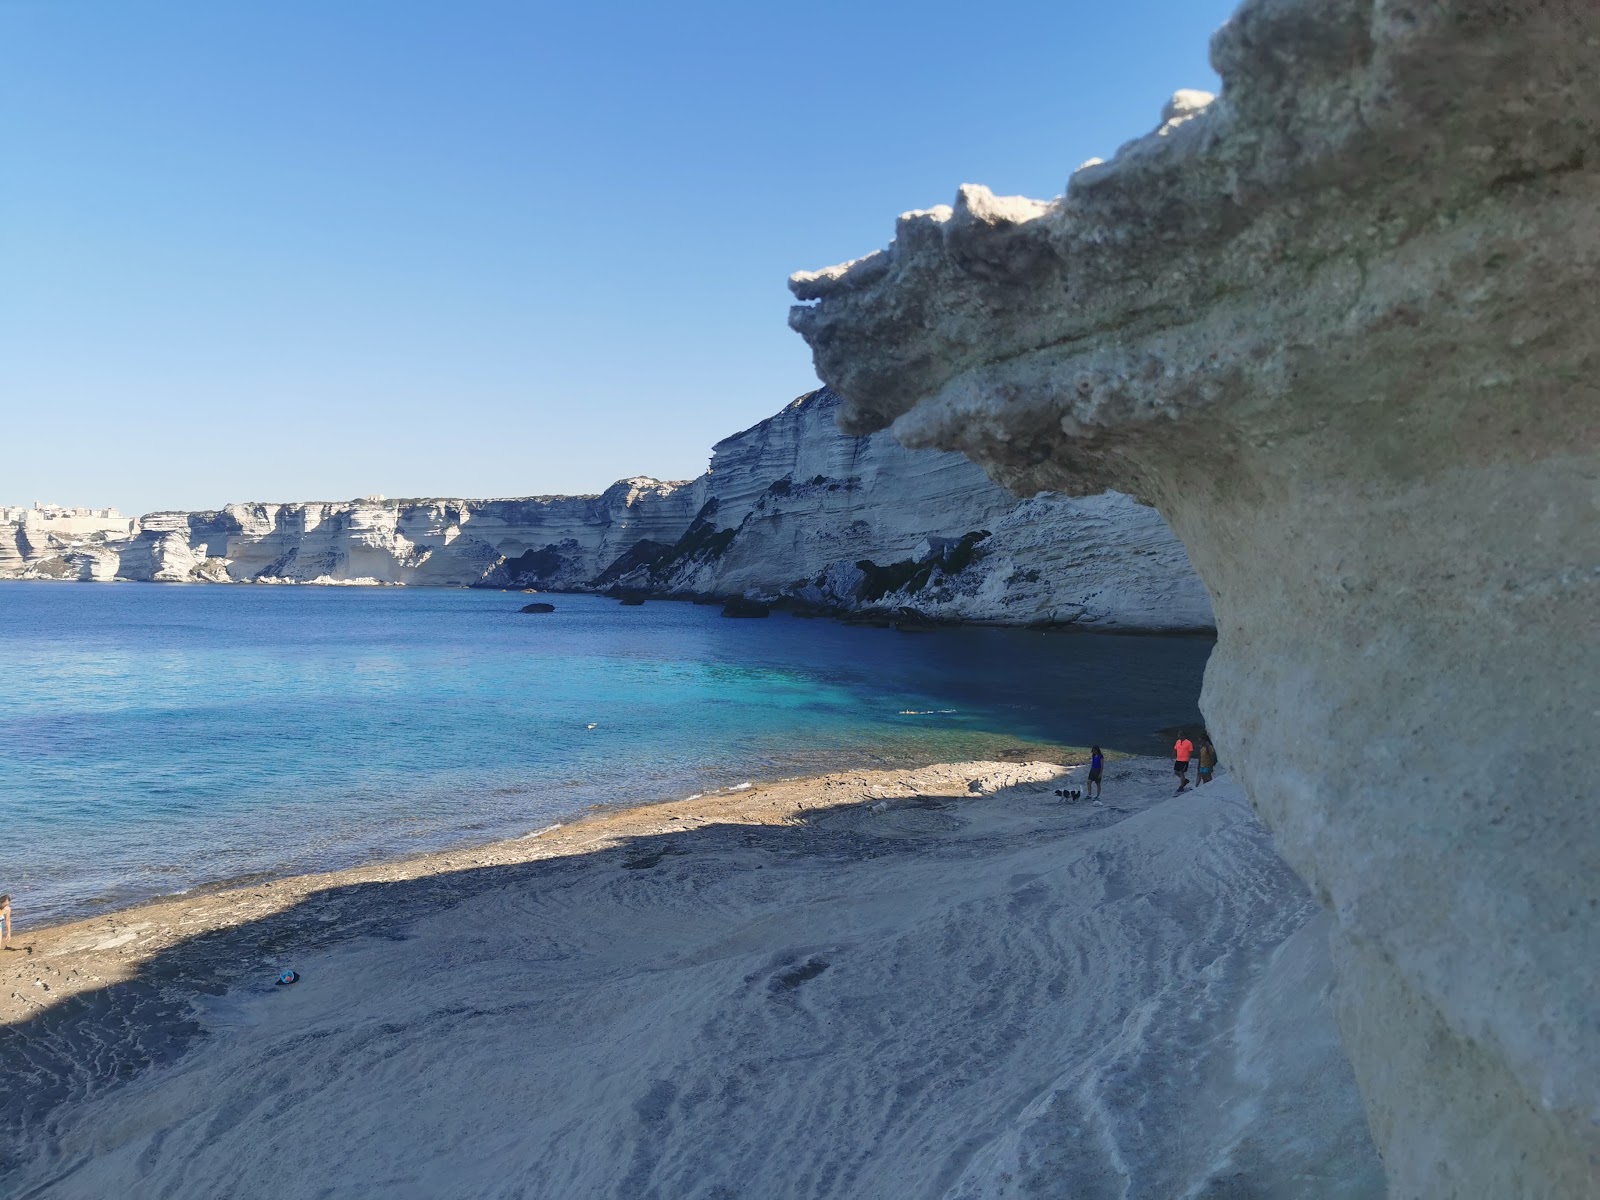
top-left (1, 0), bottom-right (1236, 514)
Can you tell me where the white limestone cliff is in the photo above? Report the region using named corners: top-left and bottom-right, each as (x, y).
top-left (0, 507), bottom-right (138, 581)
top-left (605, 389), bottom-right (1210, 629)
top-left (788, 0), bottom-right (1600, 1193)
top-left (0, 524), bottom-right (29, 577)
top-left (4, 482), bottom-right (699, 590)
top-left (2, 393), bottom-right (1212, 631)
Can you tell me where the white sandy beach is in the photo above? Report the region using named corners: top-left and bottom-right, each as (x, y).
top-left (1, 757), bottom-right (1381, 1198)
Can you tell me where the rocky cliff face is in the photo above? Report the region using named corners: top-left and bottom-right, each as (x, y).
top-left (602, 390), bottom-right (1210, 628)
top-left (0, 519), bottom-right (129, 582)
top-left (10, 481), bottom-right (700, 590)
top-left (0, 524), bottom-right (30, 577)
top-left (789, 0), bottom-right (1599, 1193)
top-left (2, 391), bottom-right (1212, 631)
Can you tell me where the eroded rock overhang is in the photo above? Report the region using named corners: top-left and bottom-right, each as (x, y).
top-left (789, 1), bottom-right (1600, 1195)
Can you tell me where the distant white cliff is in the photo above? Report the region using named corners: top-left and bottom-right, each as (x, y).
top-left (0, 504), bottom-right (137, 578)
top-left (1, 389), bottom-right (1212, 631)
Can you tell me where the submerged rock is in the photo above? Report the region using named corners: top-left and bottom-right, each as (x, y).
top-left (788, 0), bottom-right (1600, 1193)
top-left (719, 597), bottom-right (770, 619)
top-left (518, 602), bottom-right (555, 614)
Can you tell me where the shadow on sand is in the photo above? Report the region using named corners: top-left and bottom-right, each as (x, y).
top-left (2, 777), bottom-right (1100, 1183)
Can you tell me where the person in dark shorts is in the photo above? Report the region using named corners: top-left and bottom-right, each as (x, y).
top-left (1087, 746), bottom-right (1104, 801)
top-left (1173, 734), bottom-right (1194, 793)
top-left (1196, 737), bottom-right (1217, 785)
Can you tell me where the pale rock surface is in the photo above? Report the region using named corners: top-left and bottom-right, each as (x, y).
top-left (0, 512), bottom-right (135, 582)
top-left (0, 523), bottom-right (32, 577)
top-left (606, 389), bottom-right (1213, 630)
top-left (118, 481), bottom-right (701, 589)
top-left (789, 0), bottom-right (1600, 1193)
top-left (16, 545), bottom-right (125, 582)
top-left (2, 393), bottom-right (1213, 631)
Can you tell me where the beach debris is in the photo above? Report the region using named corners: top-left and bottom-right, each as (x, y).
top-left (586, 723), bottom-right (598, 729)
top-left (275, 970), bottom-right (300, 986)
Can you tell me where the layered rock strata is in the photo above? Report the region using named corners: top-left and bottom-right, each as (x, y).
top-left (2, 393), bottom-right (1213, 631)
top-left (0, 524), bottom-right (30, 577)
top-left (788, 1), bottom-right (1600, 1194)
top-left (7, 482), bottom-right (700, 590)
top-left (604, 389), bottom-right (1210, 628)
top-left (0, 513), bottom-right (132, 581)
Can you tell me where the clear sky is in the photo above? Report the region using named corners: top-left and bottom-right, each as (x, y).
top-left (2, 0), bottom-right (1236, 515)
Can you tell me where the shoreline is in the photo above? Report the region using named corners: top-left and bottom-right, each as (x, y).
top-left (1, 753), bottom-right (1383, 1196)
top-left (0, 754), bottom-right (1091, 1027)
top-left (0, 578), bottom-right (1219, 636)
top-left (12, 733), bottom-right (1101, 933)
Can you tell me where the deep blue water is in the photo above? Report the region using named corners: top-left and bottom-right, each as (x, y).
top-left (0, 582), bottom-right (1211, 924)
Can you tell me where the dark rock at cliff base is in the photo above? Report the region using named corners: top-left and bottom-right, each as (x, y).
top-left (618, 596), bottom-right (646, 606)
top-left (720, 598), bottom-right (770, 618)
top-left (839, 609), bottom-right (895, 629)
top-left (893, 611), bottom-right (939, 633)
top-left (519, 602), bottom-right (556, 614)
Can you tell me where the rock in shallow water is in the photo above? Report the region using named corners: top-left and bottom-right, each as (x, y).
top-left (719, 597), bottom-right (770, 618)
top-left (518, 602), bottom-right (556, 614)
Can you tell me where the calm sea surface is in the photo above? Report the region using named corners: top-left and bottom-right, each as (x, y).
top-left (0, 582), bottom-right (1212, 924)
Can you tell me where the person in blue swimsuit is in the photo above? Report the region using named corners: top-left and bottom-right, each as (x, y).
top-left (1087, 746), bottom-right (1104, 801)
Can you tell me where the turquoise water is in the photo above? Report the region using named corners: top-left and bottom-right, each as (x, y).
top-left (0, 582), bottom-right (1211, 924)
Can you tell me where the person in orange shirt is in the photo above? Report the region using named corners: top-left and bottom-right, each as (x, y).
top-left (1173, 735), bottom-right (1195, 794)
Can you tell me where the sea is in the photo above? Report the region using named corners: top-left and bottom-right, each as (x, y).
top-left (0, 582), bottom-right (1212, 925)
